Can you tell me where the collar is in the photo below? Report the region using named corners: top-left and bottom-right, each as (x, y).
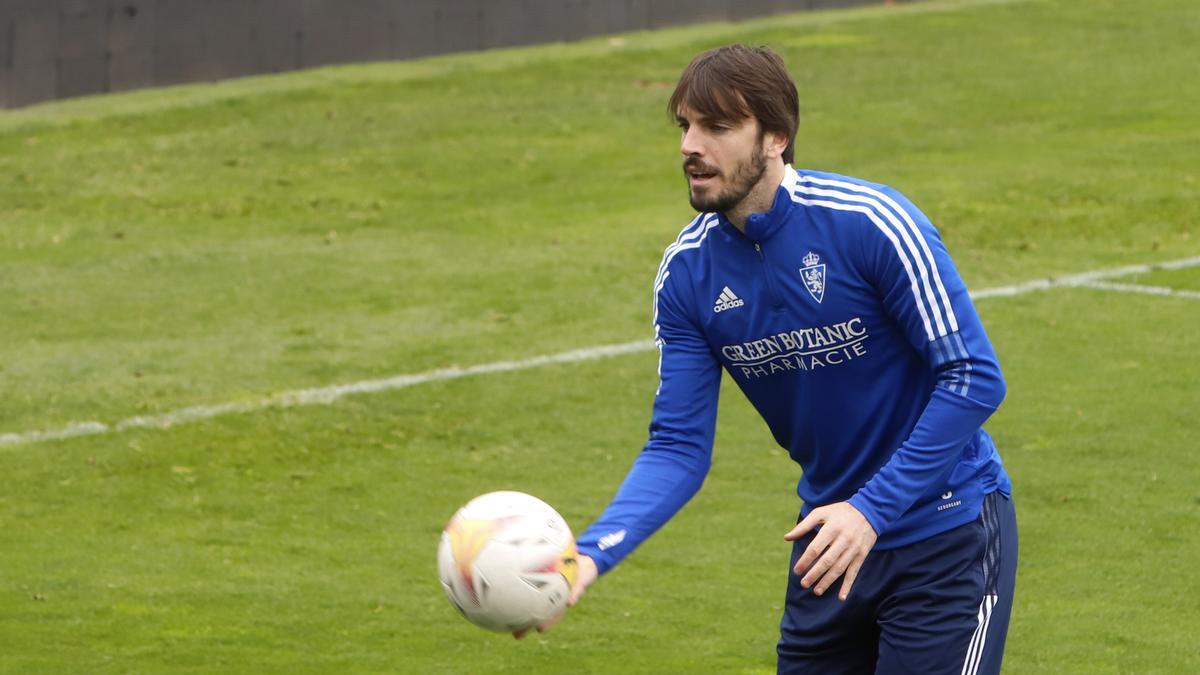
top-left (719, 164), bottom-right (800, 242)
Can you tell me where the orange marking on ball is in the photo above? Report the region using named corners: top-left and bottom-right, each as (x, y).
top-left (557, 537), bottom-right (579, 587)
top-left (446, 516), bottom-right (500, 604)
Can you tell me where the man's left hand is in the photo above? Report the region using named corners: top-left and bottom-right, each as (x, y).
top-left (784, 502), bottom-right (877, 601)
top-left (512, 553), bottom-right (598, 640)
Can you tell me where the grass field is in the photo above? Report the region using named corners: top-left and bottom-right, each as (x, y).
top-left (2, 0), bottom-right (1199, 672)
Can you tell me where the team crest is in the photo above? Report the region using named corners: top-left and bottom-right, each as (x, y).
top-left (800, 251), bottom-right (826, 304)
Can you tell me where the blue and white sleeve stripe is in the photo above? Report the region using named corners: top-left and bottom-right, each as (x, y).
top-left (930, 332), bottom-right (974, 396)
top-left (792, 174), bottom-right (959, 341)
top-left (651, 214), bottom-right (719, 344)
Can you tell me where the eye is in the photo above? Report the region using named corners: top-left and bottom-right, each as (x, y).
top-left (676, 120), bottom-right (690, 131)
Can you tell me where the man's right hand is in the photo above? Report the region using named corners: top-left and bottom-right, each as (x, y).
top-left (512, 552), bottom-right (598, 639)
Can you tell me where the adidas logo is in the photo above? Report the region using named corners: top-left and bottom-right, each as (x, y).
top-left (598, 530), bottom-right (626, 551)
top-left (713, 286), bottom-right (745, 313)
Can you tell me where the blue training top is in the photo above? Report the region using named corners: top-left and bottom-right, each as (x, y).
top-left (576, 166), bottom-right (1011, 575)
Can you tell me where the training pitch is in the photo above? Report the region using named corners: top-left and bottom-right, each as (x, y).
top-left (1, 0), bottom-right (1197, 672)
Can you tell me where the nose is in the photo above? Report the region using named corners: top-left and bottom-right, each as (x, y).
top-left (680, 126), bottom-right (704, 159)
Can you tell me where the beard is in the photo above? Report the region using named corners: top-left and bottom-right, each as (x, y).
top-left (684, 143), bottom-right (768, 214)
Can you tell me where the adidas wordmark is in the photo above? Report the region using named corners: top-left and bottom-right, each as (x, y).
top-left (714, 286), bottom-right (745, 313)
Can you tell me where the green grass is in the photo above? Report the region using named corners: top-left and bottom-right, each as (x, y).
top-left (1, 0), bottom-right (1198, 672)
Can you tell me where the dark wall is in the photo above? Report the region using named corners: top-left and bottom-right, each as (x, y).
top-left (0, 0), bottom-right (883, 109)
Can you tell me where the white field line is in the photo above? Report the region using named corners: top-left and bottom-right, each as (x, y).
top-left (968, 255), bottom-right (1200, 299)
top-left (4, 255), bottom-right (1200, 449)
top-left (1078, 281), bottom-right (1200, 300)
top-left (0, 340), bottom-right (654, 448)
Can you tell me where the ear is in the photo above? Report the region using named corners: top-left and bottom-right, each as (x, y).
top-left (762, 130), bottom-right (789, 161)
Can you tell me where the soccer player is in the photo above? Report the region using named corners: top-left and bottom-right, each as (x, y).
top-left (524, 45), bottom-right (1018, 674)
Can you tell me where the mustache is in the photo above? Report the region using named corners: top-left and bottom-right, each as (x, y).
top-left (683, 158), bottom-right (720, 175)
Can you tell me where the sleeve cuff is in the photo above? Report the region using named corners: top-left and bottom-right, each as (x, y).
top-left (576, 544), bottom-right (615, 575)
top-left (847, 495), bottom-right (885, 537)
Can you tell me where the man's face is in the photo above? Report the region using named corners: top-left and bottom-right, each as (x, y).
top-left (677, 106), bottom-right (767, 214)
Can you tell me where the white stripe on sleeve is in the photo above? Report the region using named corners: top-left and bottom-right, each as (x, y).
top-left (788, 193), bottom-right (938, 341)
top-left (801, 174), bottom-right (959, 333)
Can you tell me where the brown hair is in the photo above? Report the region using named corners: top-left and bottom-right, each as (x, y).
top-left (668, 45), bottom-right (799, 164)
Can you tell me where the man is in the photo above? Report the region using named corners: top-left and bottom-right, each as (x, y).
top-left (524, 45), bottom-right (1018, 674)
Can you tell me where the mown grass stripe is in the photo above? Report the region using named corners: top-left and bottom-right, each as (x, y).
top-left (3, 254), bottom-right (1197, 450)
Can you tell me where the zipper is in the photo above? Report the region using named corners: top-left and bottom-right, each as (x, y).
top-left (754, 242), bottom-right (784, 310)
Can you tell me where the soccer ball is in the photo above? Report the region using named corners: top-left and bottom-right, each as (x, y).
top-left (437, 491), bottom-right (578, 632)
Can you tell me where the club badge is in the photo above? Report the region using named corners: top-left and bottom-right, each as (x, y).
top-left (800, 251), bottom-right (826, 304)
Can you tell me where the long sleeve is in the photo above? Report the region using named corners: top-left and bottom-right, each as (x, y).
top-left (576, 264), bottom-right (722, 574)
top-left (845, 186), bottom-right (1006, 536)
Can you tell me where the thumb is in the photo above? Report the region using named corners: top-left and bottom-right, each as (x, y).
top-left (783, 509), bottom-right (824, 541)
top-left (568, 554), bottom-right (598, 607)
top-left (568, 586), bottom-right (586, 607)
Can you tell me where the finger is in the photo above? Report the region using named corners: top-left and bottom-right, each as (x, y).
top-left (794, 535), bottom-right (830, 577)
top-left (568, 584), bottom-right (587, 607)
top-left (838, 554), bottom-right (866, 601)
top-left (536, 608), bottom-right (567, 634)
top-left (812, 548), bottom-right (854, 597)
top-left (793, 527), bottom-right (834, 576)
top-left (569, 555), bottom-right (598, 606)
top-left (784, 510), bottom-right (824, 541)
top-left (513, 628), bottom-right (530, 640)
top-left (801, 539), bottom-right (845, 589)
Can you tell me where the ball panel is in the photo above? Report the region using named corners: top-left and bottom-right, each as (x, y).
top-left (443, 514), bottom-right (516, 606)
top-left (436, 491), bottom-right (576, 633)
